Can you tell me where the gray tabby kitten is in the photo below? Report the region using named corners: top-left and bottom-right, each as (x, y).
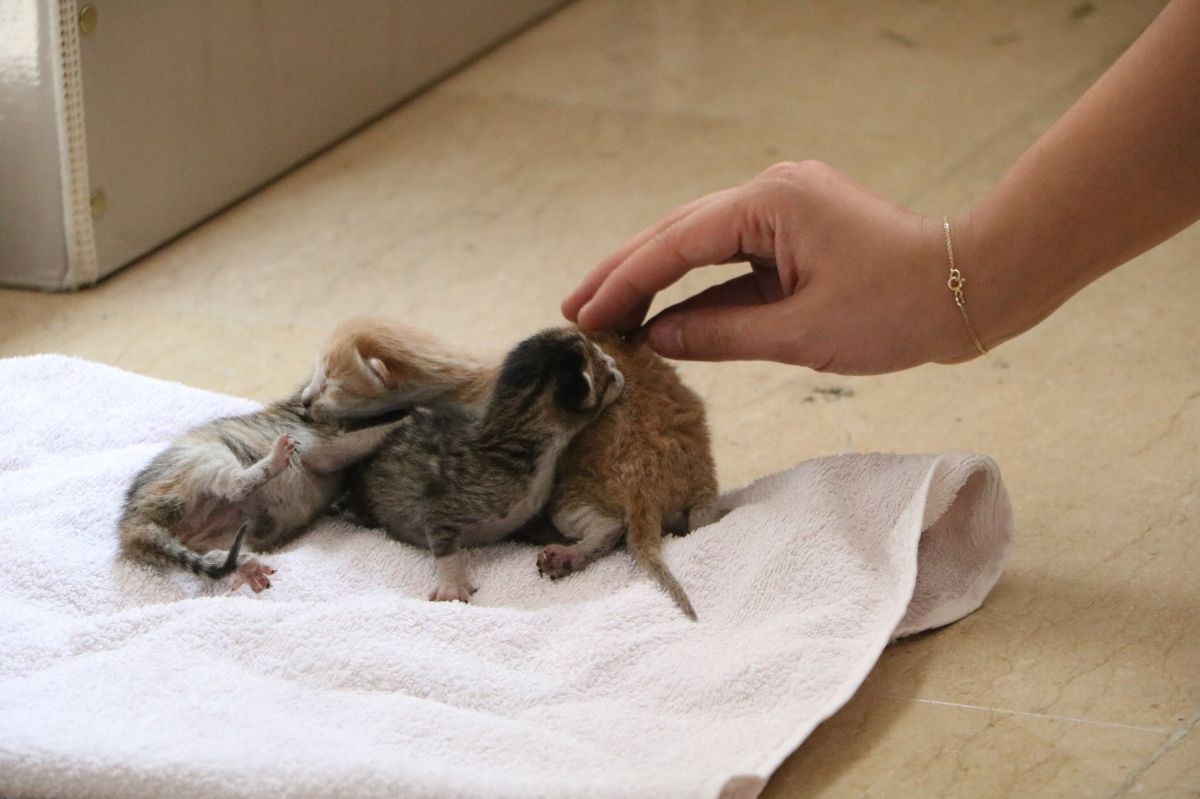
top-left (348, 328), bottom-right (624, 603)
top-left (118, 395), bottom-right (406, 591)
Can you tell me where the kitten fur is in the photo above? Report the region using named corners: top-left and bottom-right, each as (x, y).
top-left (118, 395), bottom-right (405, 591)
top-left (346, 328), bottom-right (624, 603)
top-left (304, 318), bottom-right (720, 619)
top-left (301, 318), bottom-right (496, 419)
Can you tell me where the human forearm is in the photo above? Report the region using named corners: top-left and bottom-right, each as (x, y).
top-left (564, 0), bottom-right (1200, 372)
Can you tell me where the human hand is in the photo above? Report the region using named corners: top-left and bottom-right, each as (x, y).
top-left (562, 161), bottom-right (991, 375)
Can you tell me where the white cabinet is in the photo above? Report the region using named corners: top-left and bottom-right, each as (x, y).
top-left (0, 0), bottom-right (564, 290)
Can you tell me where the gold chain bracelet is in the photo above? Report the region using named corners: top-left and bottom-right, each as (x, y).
top-left (941, 217), bottom-right (988, 356)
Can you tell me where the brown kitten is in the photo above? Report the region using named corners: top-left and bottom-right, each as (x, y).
top-left (537, 330), bottom-right (721, 619)
top-left (303, 318), bottom-right (721, 619)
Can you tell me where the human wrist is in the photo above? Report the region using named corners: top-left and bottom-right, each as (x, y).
top-left (944, 201), bottom-right (1077, 354)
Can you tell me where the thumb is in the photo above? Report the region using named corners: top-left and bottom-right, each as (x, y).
top-left (644, 304), bottom-right (793, 362)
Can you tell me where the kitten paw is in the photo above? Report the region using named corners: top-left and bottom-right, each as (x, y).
top-left (537, 545), bottom-right (581, 580)
top-left (429, 582), bottom-right (475, 603)
top-left (230, 557), bottom-right (276, 593)
top-left (270, 434), bottom-right (297, 472)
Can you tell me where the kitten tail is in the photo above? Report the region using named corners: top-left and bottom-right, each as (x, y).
top-left (123, 522), bottom-right (246, 580)
top-left (626, 503), bottom-right (697, 621)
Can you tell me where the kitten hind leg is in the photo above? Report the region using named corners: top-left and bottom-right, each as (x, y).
top-left (685, 501), bottom-right (727, 532)
top-left (230, 557), bottom-right (276, 593)
top-left (537, 505), bottom-right (624, 580)
top-left (123, 522), bottom-right (274, 591)
top-left (427, 531), bottom-right (475, 603)
top-left (203, 434), bottom-right (295, 503)
top-left (509, 515), bottom-right (570, 546)
top-left (663, 494), bottom-right (727, 536)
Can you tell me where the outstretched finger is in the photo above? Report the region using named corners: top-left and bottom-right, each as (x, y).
top-left (562, 189), bottom-right (733, 322)
top-left (642, 301), bottom-right (797, 363)
top-left (576, 187), bottom-right (769, 332)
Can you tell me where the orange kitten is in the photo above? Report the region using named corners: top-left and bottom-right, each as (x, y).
top-left (301, 318), bottom-right (496, 419)
top-left (303, 318), bottom-right (721, 619)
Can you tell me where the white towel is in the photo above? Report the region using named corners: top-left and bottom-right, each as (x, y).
top-left (0, 355), bottom-right (1012, 799)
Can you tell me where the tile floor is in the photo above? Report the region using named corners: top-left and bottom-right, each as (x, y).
top-left (2, 1), bottom-right (1196, 795)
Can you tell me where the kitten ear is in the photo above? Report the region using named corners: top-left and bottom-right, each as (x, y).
top-left (559, 366), bottom-right (595, 413)
top-left (353, 349), bottom-right (391, 388)
top-left (366, 356), bottom-right (392, 387)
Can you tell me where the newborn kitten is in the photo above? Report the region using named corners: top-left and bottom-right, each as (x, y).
top-left (304, 318), bottom-right (720, 619)
top-left (118, 394), bottom-right (405, 591)
top-left (538, 330), bottom-right (722, 620)
top-left (346, 328), bottom-right (623, 603)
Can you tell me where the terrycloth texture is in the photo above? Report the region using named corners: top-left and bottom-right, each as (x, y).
top-left (0, 355), bottom-right (1012, 799)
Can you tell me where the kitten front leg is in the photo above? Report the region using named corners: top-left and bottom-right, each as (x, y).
top-left (427, 530), bottom-right (476, 603)
top-left (301, 421), bottom-right (407, 475)
top-left (537, 505), bottom-right (624, 580)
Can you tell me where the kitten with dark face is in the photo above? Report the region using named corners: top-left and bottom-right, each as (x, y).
top-left (117, 396), bottom-right (407, 591)
top-left (304, 319), bottom-right (721, 619)
top-left (346, 328), bottom-right (624, 603)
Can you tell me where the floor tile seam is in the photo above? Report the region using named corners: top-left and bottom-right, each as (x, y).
top-left (1129, 387), bottom-right (1200, 457)
top-left (1110, 706), bottom-right (1200, 797)
top-left (898, 696), bottom-right (1174, 735)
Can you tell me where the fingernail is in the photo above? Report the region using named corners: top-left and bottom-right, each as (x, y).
top-left (577, 301), bottom-right (597, 329)
top-left (648, 318), bottom-right (684, 357)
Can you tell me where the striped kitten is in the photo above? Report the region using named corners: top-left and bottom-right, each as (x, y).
top-left (118, 395), bottom-right (405, 591)
top-left (304, 318), bottom-right (721, 619)
top-left (345, 328), bottom-right (623, 603)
